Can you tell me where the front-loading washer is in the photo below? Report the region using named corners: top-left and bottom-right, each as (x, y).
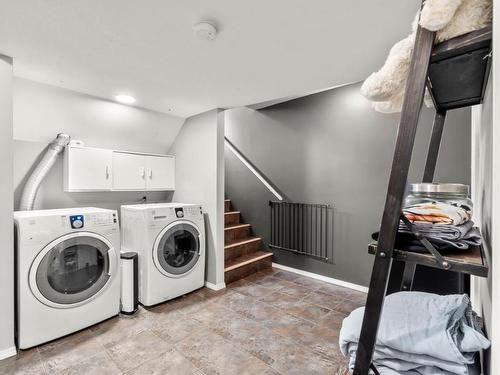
top-left (120, 203), bottom-right (205, 306)
top-left (14, 207), bottom-right (120, 349)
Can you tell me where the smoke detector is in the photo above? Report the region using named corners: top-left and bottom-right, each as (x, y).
top-left (193, 22), bottom-right (217, 41)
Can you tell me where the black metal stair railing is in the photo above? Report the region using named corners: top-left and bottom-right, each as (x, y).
top-left (269, 201), bottom-right (334, 263)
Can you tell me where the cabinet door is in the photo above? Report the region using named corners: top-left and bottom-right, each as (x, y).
top-left (112, 152), bottom-right (147, 190)
top-left (145, 155), bottom-right (175, 190)
top-left (65, 147), bottom-right (112, 191)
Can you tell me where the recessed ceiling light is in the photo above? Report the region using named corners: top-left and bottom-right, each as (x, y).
top-left (115, 94), bottom-right (136, 105)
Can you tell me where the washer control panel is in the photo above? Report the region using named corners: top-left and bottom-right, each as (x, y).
top-left (69, 215), bottom-right (84, 229)
top-left (68, 212), bottom-right (117, 229)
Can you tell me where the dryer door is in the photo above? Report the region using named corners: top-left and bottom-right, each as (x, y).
top-left (30, 232), bottom-right (117, 308)
top-left (153, 221), bottom-right (201, 277)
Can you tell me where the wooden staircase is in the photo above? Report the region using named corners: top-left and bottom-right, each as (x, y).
top-left (224, 199), bottom-right (273, 284)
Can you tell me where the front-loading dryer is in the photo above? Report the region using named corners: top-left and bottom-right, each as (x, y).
top-left (120, 203), bottom-right (205, 306)
top-left (14, 207), bottom-right (120, 349)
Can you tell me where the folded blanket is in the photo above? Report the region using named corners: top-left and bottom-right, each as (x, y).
top-left (339, 292), bottom-right (490, 375)
top-left (398, 222), bottom-right (482, 250)
top-left (403, 202), bottom-right (471, 225)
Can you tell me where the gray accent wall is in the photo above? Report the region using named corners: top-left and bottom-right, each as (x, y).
top-left (225, 82), bottom-right (471, 287)
top-left (0, 55), bottom-right (15, 357)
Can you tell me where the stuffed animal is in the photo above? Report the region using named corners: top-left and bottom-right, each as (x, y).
top-left (361, 0), bottom-right (492, 113)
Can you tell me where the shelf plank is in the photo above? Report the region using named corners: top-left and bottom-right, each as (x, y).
top-left (431, 26), bottom-right (492, 62)
top-left (368, 242), bottom-right (489, 278)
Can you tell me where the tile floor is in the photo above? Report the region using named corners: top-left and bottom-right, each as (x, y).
top-left (0, 268), bottom-right (366, 375)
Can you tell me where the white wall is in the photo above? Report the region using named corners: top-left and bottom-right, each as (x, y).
top-left (0, 55), bottom-right (16, 359)
top-left (471, 9), bottom-right (499, 371)
top-left (169, 109), bottom-right (225, 287)
top-left (13, 78), bottom-right (185, 211)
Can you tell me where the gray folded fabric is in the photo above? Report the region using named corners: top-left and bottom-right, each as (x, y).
top-left (339, 292), bottom-right (490, 375)
top-left (399, 221), bottom-right (482, 249)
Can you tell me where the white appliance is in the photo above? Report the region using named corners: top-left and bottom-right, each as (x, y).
top-left (14, 207), bottom-right (120, 349)
top-left (121, 203), bottom-right (205, 306)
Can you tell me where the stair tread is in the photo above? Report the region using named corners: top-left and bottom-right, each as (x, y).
top-left (225, 236), bottom-right (261, 248)
top-left (224, 210), bottom-right (240, 215)
top-left (224, 251), bottom-right (273, 272)
top-left (224, 223), bottom-right (251, 231)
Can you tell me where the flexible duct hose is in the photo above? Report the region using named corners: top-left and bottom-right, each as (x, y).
top-left (19, 133), bottom-right (71, 211)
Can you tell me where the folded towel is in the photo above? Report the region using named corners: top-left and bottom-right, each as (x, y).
top-left (339, 292), bottom-right (490, 375)
top-left (371, 229), bottom-right (481, 253)
top-left (403, 202), bottom-right (471, 225)
top-left (398, 222), bottom-right (482, 250)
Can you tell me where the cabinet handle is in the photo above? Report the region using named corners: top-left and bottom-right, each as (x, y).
top-left (105, 165), bottom-right (110, 179)
top-left (140, 167), bottom-right (146, 179)
top-left (149, 168), bottom-right (153, 179)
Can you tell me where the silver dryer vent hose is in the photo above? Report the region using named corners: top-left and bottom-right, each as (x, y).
top-left (19, 133), bottom-right (71, 211)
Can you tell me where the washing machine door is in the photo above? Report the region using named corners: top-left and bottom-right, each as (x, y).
top-left (153, 220), bottom-right (201, 277)
top-left (29, 232), bottom-right (117, 308)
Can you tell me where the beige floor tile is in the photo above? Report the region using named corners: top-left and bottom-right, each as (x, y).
top-left (264, 339), bottom-right (343, 375)
top-left (177, 329), bottom-right (276, 375)
top-left (258, 291), bottom-right (299, 310)
top-left (90, 314), bottom-right (148, 349)
top-left (189, 301), bottom-right (242, 326)
top-left (150, 315), bottom-right (202, 343)
top-left (38, 329), bottom-right (103, 374)
top-left (283, 300), bottom-right (331, 322)
top-left (303, 290), bottom-right (344, 310)
top-left (272, 270), bottom-right (301, 282)
top-left (318, 310), bottom-right (348, 330)
top-left (0, 348), bottom-right (45, 375)
top-left (54, 351), bottom-right (121, 375)
top-left (127, 348), bottom-right (200, 375)
top-left (277, 281), bottom-right (313, 299)
top-left (332, 298), bottom-right (364, 315)
top-left (228, 280), bottom-right (275, 299)
top-left (105, 330), bottom-right (170, 372)
top-left (291, 276), bottom-right (326, 290)
top-left (317, 283), bottom-right (367, 302)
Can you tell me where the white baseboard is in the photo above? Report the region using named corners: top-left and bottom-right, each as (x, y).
top-left (204, 281), bottom-right (226, 291)
top-left (0, 346), bottom-right (16, 360)
top-left (272, 263), bottom-right (368, 293)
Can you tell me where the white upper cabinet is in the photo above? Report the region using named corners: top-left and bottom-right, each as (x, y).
top-left (112, 152), bottom-right (147, 190)
top-left (64, 146), bottom-right (175, 192)
top-left (145, 154), bottom-right (175, 190)
top-left (64, 146), bottom-right (112, 191)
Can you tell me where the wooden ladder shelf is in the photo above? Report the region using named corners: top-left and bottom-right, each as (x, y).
top-left (352, 23), bottom-right (492, 375)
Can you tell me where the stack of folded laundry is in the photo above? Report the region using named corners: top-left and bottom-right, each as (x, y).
top-left (398, 201), bottom-right (481, 252)
top-left (339, 292), bottom-right (490, 375)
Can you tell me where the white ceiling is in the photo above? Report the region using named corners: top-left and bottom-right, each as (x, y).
top-left (0, 0), bottom-right (419, 117)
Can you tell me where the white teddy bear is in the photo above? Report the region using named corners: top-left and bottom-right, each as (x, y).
top-left (361, 0), bottom-right (492, 113)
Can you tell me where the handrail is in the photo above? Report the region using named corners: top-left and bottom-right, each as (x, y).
top-left (224, 137), bottom-right (286, 201)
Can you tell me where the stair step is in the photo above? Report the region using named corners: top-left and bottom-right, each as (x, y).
top-left (224, 199), bottom-right (232, 213)
top-left (224, 236), bottom-right (262, 261)
top-left (224, 223), bottom-right (251, 242)
top-left (224, 251), bottom-right (273, 284)
top-left (224, 211), bottom-right (240, 226)
top-left (224, 250), bottom-right (273, 272)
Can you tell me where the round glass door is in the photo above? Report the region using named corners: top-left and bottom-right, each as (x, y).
top-left (34, 235), bottom-right (111, 305)
top-left (155, 223), bottom-right (201, 275)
